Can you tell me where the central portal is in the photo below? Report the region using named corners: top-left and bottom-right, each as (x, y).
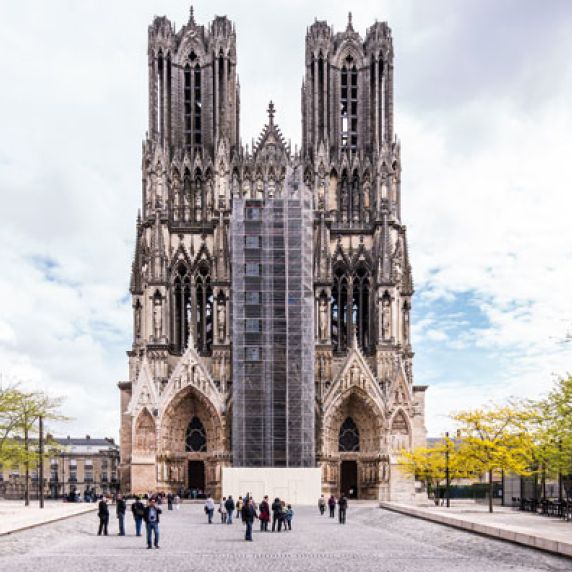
top-left (188, 460), bottom-right (205, 494)
top-left (341, 460), bottom-right (358, 498)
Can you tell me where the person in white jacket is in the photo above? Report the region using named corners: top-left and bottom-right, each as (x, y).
top-left (205, 496), bottom-right (215, 524)
top-left (219, 497), bottom-right (228, 524)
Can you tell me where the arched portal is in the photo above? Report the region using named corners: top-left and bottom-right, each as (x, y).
top-left (160, 386), bottom-right (224, 496)
top-left (322, 389), bottom-right (384, 500)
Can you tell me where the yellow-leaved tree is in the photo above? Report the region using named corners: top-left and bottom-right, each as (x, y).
top-left (399, 435), bottom-right (477, 505)
top-left (453, 404), bottom-right (534, 513)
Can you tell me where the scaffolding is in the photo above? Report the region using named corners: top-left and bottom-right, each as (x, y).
top-left (231, 167), bottom-right (315, 467)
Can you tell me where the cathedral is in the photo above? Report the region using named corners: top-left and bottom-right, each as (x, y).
top-left (118, 7), bottom-right (427, 501)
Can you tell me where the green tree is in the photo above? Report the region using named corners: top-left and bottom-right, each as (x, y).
top-left (529, 375), bottom-right (572, 499)
top-left (452, 404), bottom-right (534, 513)
top-left (1, 385), bottom-right (68, 505)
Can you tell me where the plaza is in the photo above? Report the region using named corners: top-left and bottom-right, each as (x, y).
top-left (1, 503), bottom-right (570, 572)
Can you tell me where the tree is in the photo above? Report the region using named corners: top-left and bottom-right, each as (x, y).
top-left (0, 385), bottom-right (68, 506)
top-left (529, 375), bottom-right (572, 499)
top-left (14, 391), bottom-right (67, 506)
top-left (0, 386), bottom-right (27, 463)
top-left (399, 435), bottom-right (477, 504)
top-left (452, 404), bottom-right (534, 513)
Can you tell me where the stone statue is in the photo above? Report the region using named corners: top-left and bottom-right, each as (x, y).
top-left (394, 258), bottom-right (402, 285)
top-left (195, 183), bottom-right (202, 221)
top-left (350, 362), bottom-right (360, 386)
top-left (232, 172), bottom-right (239, 197)
top-left (153, 296), bottom-right (162, 339)
top-left (206, 178), bottom-right (213, 215)
top-left (217, 301), bottom-right (226, 342)
top-left (318, 298), bottom-right (328, 340)
top-left (134, 302), bottom-right (141, 337)
top-left (382, 298), bottom-right (391, 340)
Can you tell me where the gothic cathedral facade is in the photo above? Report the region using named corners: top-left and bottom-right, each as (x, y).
top-left (119, 8), bottom-right (427, 501)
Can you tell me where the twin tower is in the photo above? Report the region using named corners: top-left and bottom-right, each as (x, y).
top-left (119, 7), bottom-right (427, 502)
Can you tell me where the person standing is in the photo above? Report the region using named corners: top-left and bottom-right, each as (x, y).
top-left (338, 494), bottom-right (348, 524)
top-left (328, 494), bottom-right (336, 518)
top-left (220, 497), bottom-right (228, 524)
top-left (318, 495), bottom-right (326, 515)
top-left (143, 497), bottom-right (162, 549)
top-left (225, 495), bottom-right (235, 524)
top-left (116, 493), bottom-right (127, 536)
top-left (285, 504), bottom-right (293, 531)
top-left (259, 496), bottom-right (270, 532)
top-left (167, 493), bottom-right (173, 511)
top-left (235, 496), bottom-right (243, 520)
top-left (174, 494), bottom-right (181, 511)
top-left (205, 495), bottom-right (215, 524)
top-left (241, 498), bottom-right (257, 541)
top-left (131, 496), bottom-right (145, 537)
top-left (97, 496), bottom-right (109, 536)
top-left (271, 497), bottom-right (282, 532)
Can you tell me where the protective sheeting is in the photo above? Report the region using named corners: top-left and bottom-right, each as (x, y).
top-left (231, 166), bottom-right (315, 467)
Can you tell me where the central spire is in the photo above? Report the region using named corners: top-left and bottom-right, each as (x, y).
top-left (267, 100), bottom-right (275, 125)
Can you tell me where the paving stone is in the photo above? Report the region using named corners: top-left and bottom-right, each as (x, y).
top-left (0, 504), bottom-right (570, 571)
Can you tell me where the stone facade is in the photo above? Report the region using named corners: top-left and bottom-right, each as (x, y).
top-left (119, 7), bottom-right (427, 501)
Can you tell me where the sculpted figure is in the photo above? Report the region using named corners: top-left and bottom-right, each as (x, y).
top-left (319, 298), bottom-right (328, 340)
top-left (217, 302), bottom-right (226, 342)
top-left (153, 297), bottom-right (162, 339)
top-left (382, 298), bottom-right (391, 340)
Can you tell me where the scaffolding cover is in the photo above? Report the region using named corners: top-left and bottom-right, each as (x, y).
top-left (231, 167), bottom-right (315, 467)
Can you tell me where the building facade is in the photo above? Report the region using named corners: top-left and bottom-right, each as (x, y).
top-left (0, 436), bottom-right (119, 500)
top-left (119, 8), bottom-right (427, 500)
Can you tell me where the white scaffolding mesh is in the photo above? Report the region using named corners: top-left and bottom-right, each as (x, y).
top-left (231, 167), bottom-right (315, 467)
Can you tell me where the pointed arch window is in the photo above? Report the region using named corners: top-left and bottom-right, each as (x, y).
top-left (339, 417), bottom-right (360, 452)
top-left (353, 265), bottom-right (372, 352)
top-left (195, 264), bottom-right (213, 354)
top-left (331, 266), bottom-right (349, 351)
top-left (184, 51), bottom-right (202, 149)
top-left (341, 55), bottom-right (358, 151)
top-left (185, 416), bottom-right (207, 452)
top-left (173, 263), bottom-right (191, 353)
top-left (157, 50), bottom-right (164, 141)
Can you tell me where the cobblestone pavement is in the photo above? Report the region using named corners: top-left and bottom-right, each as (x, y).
top-left (0, 503), bottom-right (570, 571)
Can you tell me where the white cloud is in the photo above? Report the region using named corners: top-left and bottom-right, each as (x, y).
top-left (0, 0), bottom-right (571, 440)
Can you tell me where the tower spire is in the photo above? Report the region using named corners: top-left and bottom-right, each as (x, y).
top-left (267, 100), bottom-right (275, 126)
top-left (189, 4), bottom-right (196, 25)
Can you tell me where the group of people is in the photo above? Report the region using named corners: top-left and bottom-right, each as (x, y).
top-left (97, 490), bottom-right (349, 548)
top-left (97, 494), bottom-right (163, 549)
top-left (318, 494), bottom-right (349, 524)
top-left (204, 494), bottom-right (294, 541)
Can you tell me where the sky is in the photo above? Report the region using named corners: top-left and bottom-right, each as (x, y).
top-left (0, 0), bottom-right (571, 440)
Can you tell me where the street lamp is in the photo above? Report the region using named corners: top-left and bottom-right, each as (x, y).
top-left (445, 432), bottom-right (450, 508)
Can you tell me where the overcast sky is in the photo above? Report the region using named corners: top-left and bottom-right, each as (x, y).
top-left (1, 0), bottom-right (571, 440)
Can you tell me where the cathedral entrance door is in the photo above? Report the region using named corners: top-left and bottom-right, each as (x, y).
top-left (341, 460), bottom-right (358, 498)
top-left (188, 460), bottom-right (205, 495)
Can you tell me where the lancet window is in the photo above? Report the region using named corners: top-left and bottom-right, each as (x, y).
top-left (173, 263), bottom-right (192, 353)
top-left (195, 264), bottom-right (213, 354)
top-left (341, 55), bottom-right (358, 151)
top-left (184, 51), bottom-right (202, 149)
top-left (331, 266), bottom-right (349, 351)
top-left (352, 265), bottom-right (372, 352)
